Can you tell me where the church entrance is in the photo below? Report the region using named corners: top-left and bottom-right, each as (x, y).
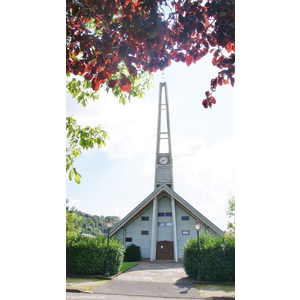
top-left (156, 241), bottom-right (174, 260)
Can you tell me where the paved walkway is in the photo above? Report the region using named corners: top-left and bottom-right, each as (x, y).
top-left (93, 261), bottom-right (201, 299)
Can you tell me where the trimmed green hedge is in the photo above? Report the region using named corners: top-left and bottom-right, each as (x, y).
top-left (183, 234), bottom-right (235, 282)
top-left (66, 235), bottom-right (125, 275)
top-left (124, 244), bottom-right (141, 262)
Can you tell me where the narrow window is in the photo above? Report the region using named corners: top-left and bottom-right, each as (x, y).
top-left (141, 216), bottom-right (149, 221)
top-left (166, 212), bottom-right (172, 217)
top-left (181, 216), bottom-right (189, 221)
top-left (165, 222), bottom-right (173, 227)
top-left (126, 237), bottom-right (132, 242)
top-left (141, 230), bottom-right (149, 235)
top-left (182, 230), bottom-right (190, 235)
top-left (158, 222), bottom-right (165, 227)
top-left (158, 212), bottom-right (165, 217)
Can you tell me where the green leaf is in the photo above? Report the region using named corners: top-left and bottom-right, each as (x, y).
top-left (74, 169), bottom-right (81, 184)
top-left (69, 168), bottom-right (74, 181)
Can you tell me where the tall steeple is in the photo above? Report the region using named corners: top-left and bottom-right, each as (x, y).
top-left (154, 82), bottom-right (174, 190)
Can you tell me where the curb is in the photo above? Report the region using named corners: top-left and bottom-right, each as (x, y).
top-left (190, 279), bottom-right (235, 285)
top-left (66, 289), bottom-right (93, 293)
top-left (90, 291), bottom-right (234, 299)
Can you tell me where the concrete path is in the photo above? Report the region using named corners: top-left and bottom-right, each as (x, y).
top-left (93, 261), bottom-right (201, 299)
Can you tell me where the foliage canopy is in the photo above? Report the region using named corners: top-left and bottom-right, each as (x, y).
top-left (66, 235), bottom-right (125, 275)
top-left (124, 243), bottom-right (141, 262)
top-left (66, 0), bottom-right (235, 108)
top-left (183, 233), bottom-right (235, 282)
top-left (227, 195), bottom-right (235, 233)
top-left (66, 200), bottom-right (83, 245)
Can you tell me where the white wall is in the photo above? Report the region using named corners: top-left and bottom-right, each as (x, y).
top-left (113, 196), bottom-right (221, 259)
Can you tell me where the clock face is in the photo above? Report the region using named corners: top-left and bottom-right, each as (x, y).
top-left (159, 156), bottom-right (169, 165)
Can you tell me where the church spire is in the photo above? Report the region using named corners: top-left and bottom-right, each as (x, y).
top-left (154, 82), bottom-right (174, 190)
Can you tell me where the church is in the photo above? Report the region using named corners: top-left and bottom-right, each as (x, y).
top-left (110, 82), bottom-right (224, 261)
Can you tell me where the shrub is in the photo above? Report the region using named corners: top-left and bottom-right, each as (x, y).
top-left (124, 244), bottom-right (141, 262)
top-left (66, 235), bottom-right (125, 275)
top-left (183, 234), bottom-right (235, 282)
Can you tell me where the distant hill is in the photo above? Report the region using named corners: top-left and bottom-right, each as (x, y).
top-left (74, 209), bottom-right (120, 236)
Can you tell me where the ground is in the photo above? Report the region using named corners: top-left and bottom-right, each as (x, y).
top-left (193, 283), bottom-right (235, 298)
top-left (66, 261), bottom-right (235, 299)
top-left (66, 277), bottom-right (108, 291)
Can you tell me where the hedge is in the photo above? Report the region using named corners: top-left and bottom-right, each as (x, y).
top-left (66, 235), bottom-right (125, 275)
top-left (124, 244), bottom-right (141, 262)
top-left (183, 234), bottom-right (235, 282)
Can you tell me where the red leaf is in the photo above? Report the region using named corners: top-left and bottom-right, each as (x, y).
top-left (97, 71), bottom-right (108, 84)
top-left (84, 73), bottom-right (93, 81)
top-left (127, 63), bottom-right (137, 77)
top-left (104, 58), bottom-right (111, 66)
top-left (108, 79), bottom-right (117, 88)
top-left (92, 77), bottom-right (101, 91)
top-left (205, 91), bottom-right (211, 97)
top-left (211, 78), bottom-right (217, 91)
top-left (102, 69), bottom-right (111, 79)
top-left (70, 18), bottom-right (75, 27)
top-left (232, 43), bottom-right (235, 52)
top-left (118, 74), bottom-right (132, 92)
top-left (210, 96), bottom-right (216, 104)
top-left (212, 56), bottom-right (218, 66)
top-left (186, 55), bottom-right (193, 67)
top-left (226, 42), bottom-right (232, 53)
top-left (202, 99), bottom-right (208, 109)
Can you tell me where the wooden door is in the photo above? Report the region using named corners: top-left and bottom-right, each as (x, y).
top-left (156, 240), bottom-right (174, 260)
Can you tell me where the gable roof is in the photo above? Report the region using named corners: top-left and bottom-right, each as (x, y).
top-left (110, 184), bottom-right (225, 237)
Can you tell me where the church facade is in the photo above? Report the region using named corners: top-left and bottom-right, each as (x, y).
top-left (110, 82), bottom-right (224, 261)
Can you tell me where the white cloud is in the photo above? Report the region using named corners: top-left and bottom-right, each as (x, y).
top-left (68, 199), bottom-right (80, 208)
top-left (70, 93), bottom-right (158, 160)
top-left (172, 136), bottom-right (235, 229)
top-left (175, 136), bottom-right (234, 187)
top-left (112, 205), bottom-right (135, 219)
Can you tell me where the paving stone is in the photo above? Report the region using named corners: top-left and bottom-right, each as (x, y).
top-left (93, 261), bottom-right (201, 299)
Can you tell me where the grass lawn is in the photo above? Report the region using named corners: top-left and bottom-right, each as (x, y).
top-left (66, 262), bottom-right (137, 291)
top-left (66, 277), bottom-right (108, 292)
top-left (193, 283), bottom-right (235, 298)
top-left (120, 261), bottom-right (138, 272)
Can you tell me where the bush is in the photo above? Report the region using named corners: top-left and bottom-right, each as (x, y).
top-left (183, 234), bottom-right (235, 282)
top-left (66, 235), bottom-right (125, 275)
top-left (124, 244), bottom-right (141, 262)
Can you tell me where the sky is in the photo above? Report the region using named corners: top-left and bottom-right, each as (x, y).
top-left (66, 53), bottom-right (235, 231)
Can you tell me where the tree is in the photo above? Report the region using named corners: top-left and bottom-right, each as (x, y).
top-left (66, 0), bottom-right (234, 107)
top-left (66, 0), bottom-right (235, 181)
top-left (66, 116), bottom-right (108, 183)
top-left (73, 209), bottom-right (120, 235)
top-left (66, 199), bottom-right (83, 244)
top-left (226, 196), bottom-right (235, 233)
